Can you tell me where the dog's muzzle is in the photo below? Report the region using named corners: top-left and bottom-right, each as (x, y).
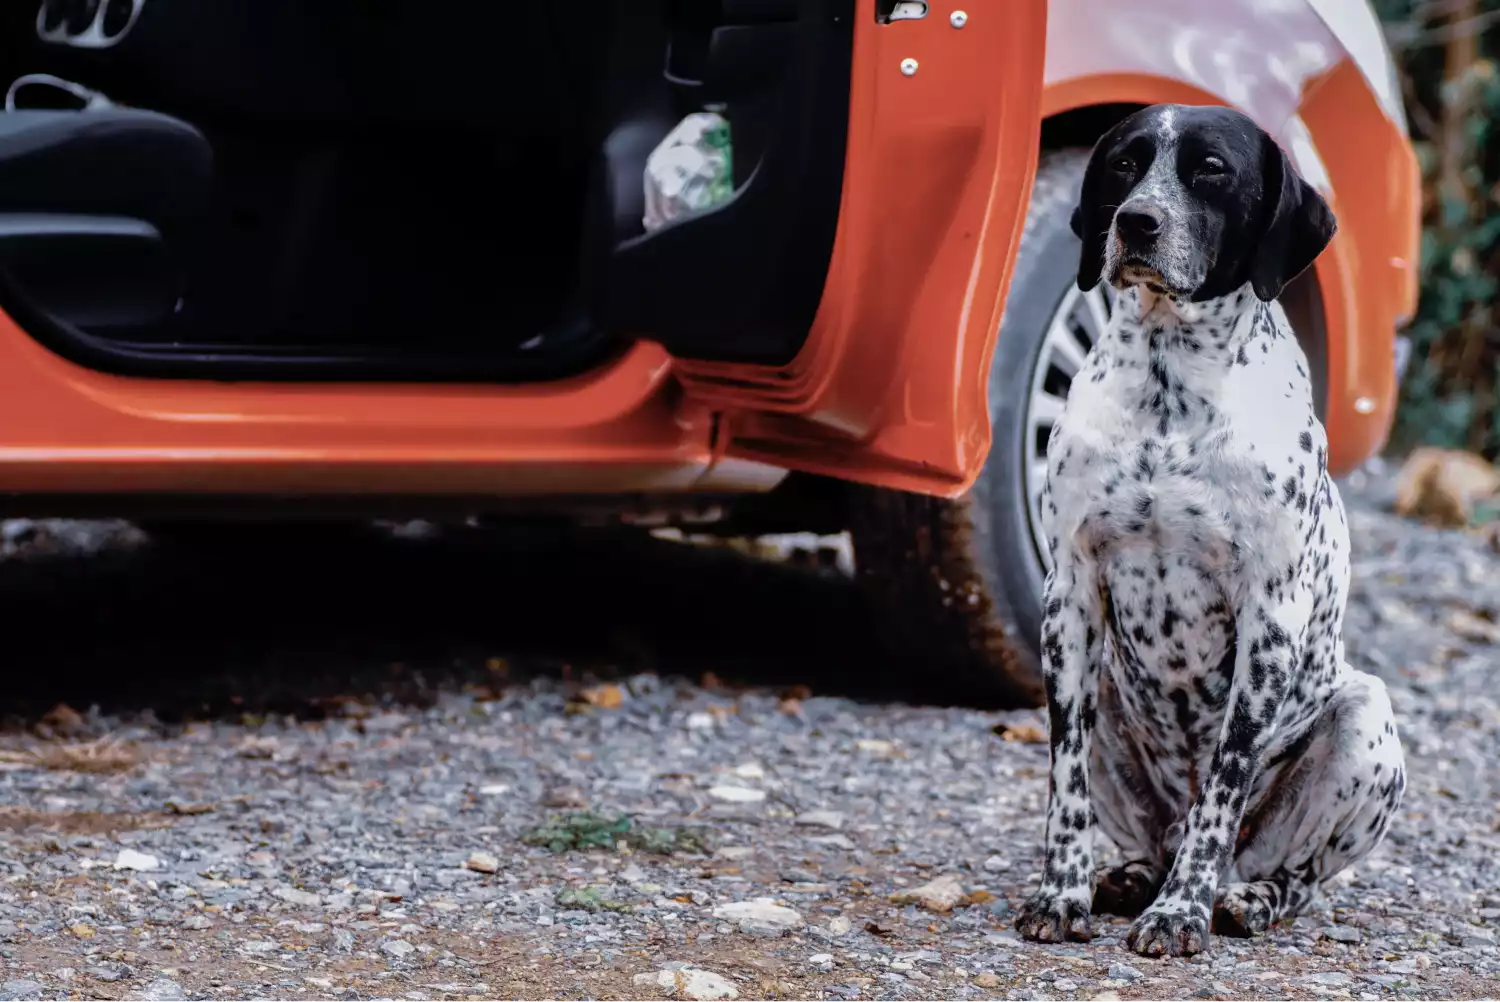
top-left (1108, 201), bottom-right (1195, 296)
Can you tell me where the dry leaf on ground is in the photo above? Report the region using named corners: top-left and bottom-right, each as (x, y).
top-left (0, 736), bottom-right (139, 774)
top-left (579, 684), bottom-right (624, 709)
top-left (1447, 609), bottom-right (1500, 645)
top-left (164, 800), bottom-right (215, 816)
top-left (0, 805), bottom-right (163, 834)
top-left (38, 702), bottom-right (86, 737)
top-left (1393, 447), bottom-right (1500, 527)
top-left (993, 722), bottom-right (1047, 743)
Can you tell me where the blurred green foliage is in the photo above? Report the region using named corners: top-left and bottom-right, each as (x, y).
top-left (1372, 0), bottom-right (1500, 456)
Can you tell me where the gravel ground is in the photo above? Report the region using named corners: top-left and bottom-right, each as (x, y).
top-left (0, 468), bottom-right (1497, 1001)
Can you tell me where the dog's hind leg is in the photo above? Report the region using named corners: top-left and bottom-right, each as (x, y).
top-left (1090, 676), bottom-right (1172, 917)
top-left (1214, 669), bottom-right (1405, 936)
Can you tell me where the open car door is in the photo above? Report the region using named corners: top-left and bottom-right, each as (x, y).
top-left (638, 0), bottom-right (1049, 498)
top-left (0, 0), bottom-right (1044, 502)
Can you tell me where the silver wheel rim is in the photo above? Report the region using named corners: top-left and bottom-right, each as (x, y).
top-left (1022, 283), bottom-right (1113, 572)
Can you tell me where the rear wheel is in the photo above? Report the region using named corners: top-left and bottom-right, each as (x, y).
top-left (847, 150), bottom-right (1101, 707)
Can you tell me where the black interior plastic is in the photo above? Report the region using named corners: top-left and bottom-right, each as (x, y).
top-left (0, 0), bottom-right (853, 381)
top-left (0, 215), bottom-right (177, 330)
top-left (0, 109), bottom-right (209, 332)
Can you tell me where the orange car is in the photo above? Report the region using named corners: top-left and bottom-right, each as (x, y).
top-left (0, 0), bottom-right (1417, 704)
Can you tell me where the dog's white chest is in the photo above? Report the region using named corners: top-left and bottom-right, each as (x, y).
top-left (1047, 390), bottom-right (1249, 574)
top-left (1045, 295), bottom-right (1307, 580)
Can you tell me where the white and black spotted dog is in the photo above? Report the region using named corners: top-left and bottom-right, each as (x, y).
top-left (1014, 105), bottom-right (1406, 958)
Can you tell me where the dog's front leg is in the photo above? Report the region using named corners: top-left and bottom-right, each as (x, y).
top-left (1015, 559), bottom-right (1105, 943)
top-left (1125, 589), bottom-right (1308, 957)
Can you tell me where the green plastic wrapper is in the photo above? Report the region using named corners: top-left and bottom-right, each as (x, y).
top-left (643, 111), bottom-right (734, 232)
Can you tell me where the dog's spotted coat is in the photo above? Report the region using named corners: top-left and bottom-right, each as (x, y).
top-left (1015, 106), bottom-right (1406, 957)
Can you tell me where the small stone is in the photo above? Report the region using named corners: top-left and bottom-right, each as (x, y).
top-left (781, 868), bottom-right (819, 884)
top-left (1322, 925), bottom-right (1362, 944)
top-left (114, 848), bottom-right (162, 872)
top-left (974, 972), bottom-right (1001, 988)
top-left (88, 964), bottom-right (132, 983)
top-left (1106, 964), bottom-right (1142, 982)
top-left (732, 762), bottom-right (765, 780)
top-left (633, 968), bottom-right (740, 1000)
top-left (127, 977), bottom-right (186, 1001)
top-left (0, 980), bottom-right (42, 1001)
top-left (827, 915), bottom-right (852, 936)
top-left (686, 712), bottom-right (716, 730)
top-left (381, 938), bottom-right (416, 959)
top-left (465, 851), bottom-right (501, 874)
top-left (889, 873), bottom-right (966, 913)
top-left (239, 940), bottom-right (278, 955)
top-left (1054, 979), bottom-right (1078, 992)
top-left (982, 855), bottom-right (1008, 872)
top-left (855, 739), bottom-right (900, 757)
top-left (1306, 972), bottom-right (1352, 986)
top-left (1091, 994), bottom-right (1122, 1002)
top-left (478, 783), bottom-right (510, 796)
top-left (712, 899), bottom-right (805, 936)
top-left (795, 810), bottom-right (846, 830)
top-left (273, 885), bottom-right (321, 907)
top-left (707, 785), bottom-right (766, 804)
top-left (811, 834), bottom-right (856, 850)
top-left (305, 978), bottom-right (334, 990)
top-left (182, 915), bottom-right (213, 930)
top-left (809, 954), bottom-right (834, 972)
top-left (541, 786), bottom-right (586, 808)
top-left (715, 846), bottom-right (754, 860)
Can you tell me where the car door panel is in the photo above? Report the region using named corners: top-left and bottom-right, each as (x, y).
top-left (677, 0), bottom-right (1049, 496)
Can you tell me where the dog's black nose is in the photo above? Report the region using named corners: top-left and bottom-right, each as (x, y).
top-left (1116, 206), bottom-right (1163, 240)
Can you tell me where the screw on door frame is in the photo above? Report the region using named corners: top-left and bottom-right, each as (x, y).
top-left (900, 57), bottom-right (918, 76)
top-left (950, 10), bottom-right (968, 28)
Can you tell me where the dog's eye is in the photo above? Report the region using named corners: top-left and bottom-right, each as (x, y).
top-left (1110, 156), bottom-right (1136, 174)
top-left (1198, 156), bottom-right (1227, 176)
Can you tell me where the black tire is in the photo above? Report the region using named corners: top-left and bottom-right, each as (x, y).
top-left (847, 150), bottom-right (1092, 708)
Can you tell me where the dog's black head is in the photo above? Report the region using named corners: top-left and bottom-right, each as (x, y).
top-left (1069, 104), bottom-right (1337, 303)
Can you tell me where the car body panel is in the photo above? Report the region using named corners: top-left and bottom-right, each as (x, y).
top-left (0, 330), bottom-right (734, 494)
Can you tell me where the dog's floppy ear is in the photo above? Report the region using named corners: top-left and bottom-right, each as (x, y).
top-left (1249, 136), bottom-right (1337, 302)
top-left (1071, 119), bottom-right (1136, 292)
top-left (1070, 128), bottom-right (1122, 292)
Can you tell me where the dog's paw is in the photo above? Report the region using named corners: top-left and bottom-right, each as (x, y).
top-left (1093, 861), bottom-right (1162, 917)
top-left (1126, 905), bottom-right (1209, 957)
top-left (1211, 882), bottom-right (1276, 938)
top-left (1015, 893), bottom-right (1092, 943)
